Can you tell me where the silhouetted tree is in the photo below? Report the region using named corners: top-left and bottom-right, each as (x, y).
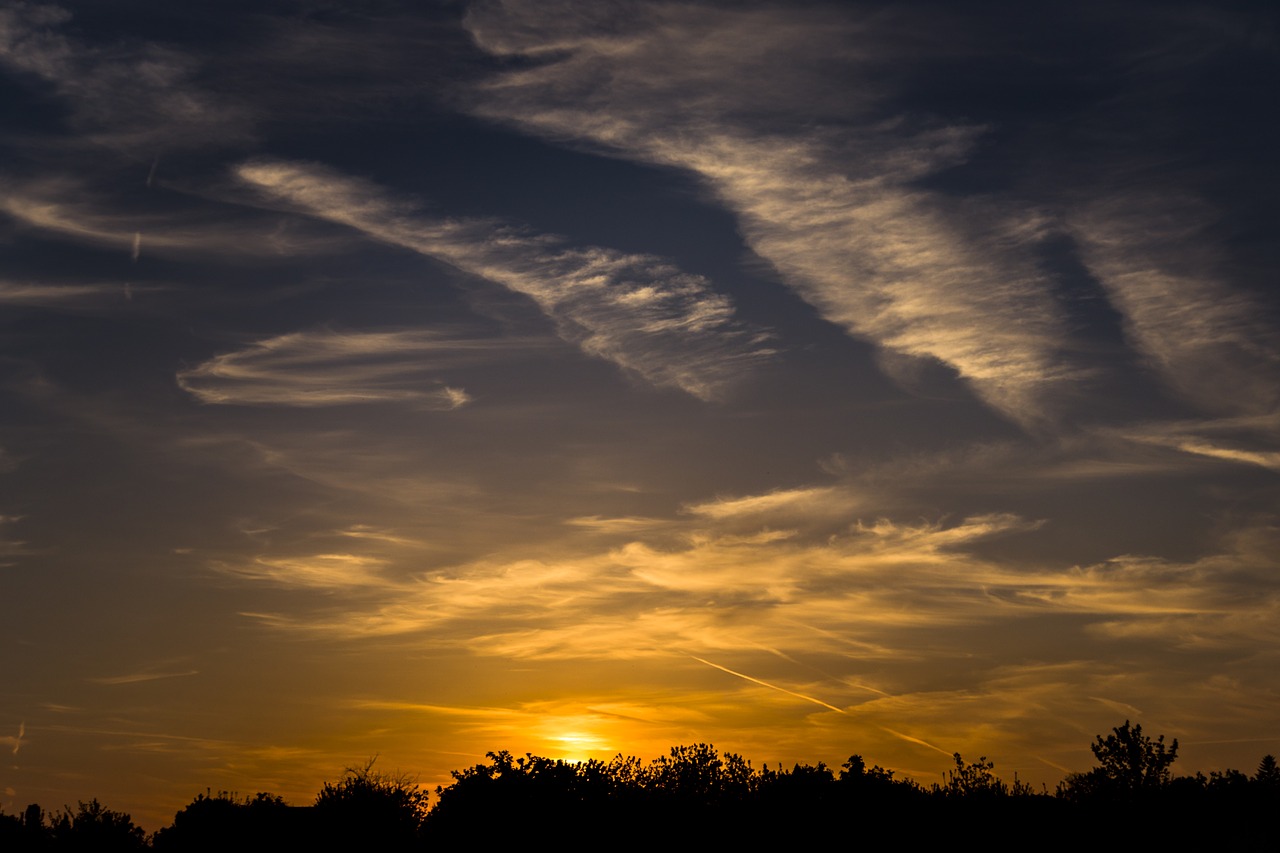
top-left (1256, 754), bottom-right (1280, 788)
top-left (47, 799), bottom-right (145, 852)
top-left (642, 743), bottom-right (755, 806)
top-left (944, 753), bottom-right (1008, 798)
top-left (152, 790), bottom-right (294, 852)
top-left (1094, 721), bottom-right (1178, 788)
top-left (314, 758), bottom-right (428, 848)
top-left (0, 809), bottom-right (31, 852)
top-left (1059, 721), bottom-right (1178, 801)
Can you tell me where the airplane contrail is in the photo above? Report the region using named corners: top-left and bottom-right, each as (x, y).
top-left (690, 656), bottom-right (847, 714)
top-left (12, 721), bottom-right (24, 755)
top-left (880, 726), bottom-right (952, 757)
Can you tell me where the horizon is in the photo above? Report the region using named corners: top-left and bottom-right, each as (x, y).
top-left (1, 0), bottom-right (1278, 832)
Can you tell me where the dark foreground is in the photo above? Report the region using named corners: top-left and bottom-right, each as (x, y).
top-left (4, 723), bottom-right (1278, 850)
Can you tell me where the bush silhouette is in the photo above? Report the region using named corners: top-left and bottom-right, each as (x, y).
top-left (1060, 720), bottom-right (1178, 802)
top-left (48, 799), bottom-right (145, 852)
top-left (314, 758), bottom-right (428, 847)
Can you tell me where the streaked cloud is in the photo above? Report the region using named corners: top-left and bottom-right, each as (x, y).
top-left (461, 1), bottom-right (1084, 425)
top-left (177, 329), bottom-right (476, 409)
top-left (0, 280), bottom-right (126, 305)
top-left (215, 488), bottom-right (1279, 786)
top-left (1112, 412), bottom-right (1280, 474)
top-left (213, 552), bottom-right (395, 591)
top-left (87, 670), bottom-right (200, 686)
top-left (235, 159), bottom-right (772, 400)
top-left (1070, 192), bottom-right (1280, 417)
top-left (1170, 441), bottom-right (1280, 472)
top-left (0, 176), bottom-right (351, 259)
top-left (3, 721), bottom-right (22, 755)
top-left (685, 486), bottom-right (858, 523)
top-left (0, 3), bottom-right (248, 149)
top-left (226, 483), bottom-right (1279, 675)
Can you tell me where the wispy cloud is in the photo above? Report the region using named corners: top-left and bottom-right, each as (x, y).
top-left (0, 176), bottom-right (350, 260)
top-left (461, 2), bottom-right (1084, 425)
top-left (0, 4), bottom-right (248, 150)
top-left (1111, 412), bottom-right (1280, 474)
top-left (225, 499), bottom-right (1279, 781)
top-left (0, 280), bottom-right (126, 305)
top-left (684, 487), bottom-right (858, 523)
top-left (1070, 192), bottom-right (1280, 417)
top-left (213, 552), bottom-right (395, 591)
top-left (3, 721), bottom-right (23, 755)
top-left (1169, 441), bottom-right (1280, 472)
top-left (235, 159), bottom-right (772, 400)
top-left (226, 482), bottom-right (1280, 679)
top-left (177, 329), bottom-right (477, 409)
top-left (87, 670), bottom-right (199, 686)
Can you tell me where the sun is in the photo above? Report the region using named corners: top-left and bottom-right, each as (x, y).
top-left (545, 729), bottom-right (611, 764)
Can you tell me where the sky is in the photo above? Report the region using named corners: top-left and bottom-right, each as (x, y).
top-left (1, 0), bottom-right (1278, 829)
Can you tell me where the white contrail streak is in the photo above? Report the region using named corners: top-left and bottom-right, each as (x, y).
top-left (880, 726), bottom-right (952, 757)
top-left (691, 656), bottom-right (847, 714)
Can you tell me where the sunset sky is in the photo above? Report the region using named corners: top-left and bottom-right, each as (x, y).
top-left (2, 0), bottom-right (1278, 829)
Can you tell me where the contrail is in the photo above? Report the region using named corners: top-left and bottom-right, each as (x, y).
top-left (12, 721), bottom-right (23, 755)
top-left (690, 656), bottom-right (847, 714)
top-left (131, 232), bottom-right (141, 262)
top-left (880, 726), bottom-right (952, 757)
top-left (1035, 754), bottom-right (1072, 774)
top-left (845, 679), bottom-right (893, 698)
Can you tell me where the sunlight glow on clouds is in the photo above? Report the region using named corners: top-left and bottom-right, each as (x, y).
top-left (235, 159), bottom-right (772, 400)
top-left (1070, 193), bottom-right (1280, 417)
top-left (178, 329), bottom-right (476, 409)
top-left (462, 1), bottom-right (1085, 425)
top-left (0, 177), bottom-right (350, 260)
top-left (226, 494), bottom-right (1279, 673)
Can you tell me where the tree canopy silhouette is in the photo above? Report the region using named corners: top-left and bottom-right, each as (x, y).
top-left (1060, 720), bottom-right (1179, 801)
top-left (313, 758), bottom-right (428, 848)
top-left (6, 721), bottom-right (1279, 849)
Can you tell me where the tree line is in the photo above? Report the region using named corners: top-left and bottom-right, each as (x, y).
top-left (3, 722), bottom-right (1277, 850)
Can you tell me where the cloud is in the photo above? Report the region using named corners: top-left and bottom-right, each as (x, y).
top-left (213, 552), bottom-right (395, 590)
top-left (0, 3), bottom-right (249, 150)
top-left (87, 670), bottom-right (199, 686)
top-left (0, 176), bottom-right (351, 260)
top-left (0, 514), bottom-right (27, 563)
top-left (1112, 412), bottom-right (1280, 474)
top-left (177, 329), bottom-right (477, 409)
top-left (564, 516), bottom-right (668, 533)
top-left (0, 280), bottom-right (126, 305)
top-left (219, 506), bottom-right (1280, 787)
top-left (460, 1), bottom-right (1085, 426)
top-left (1069, 192), bottom-right (1280, 417)
top-left (684, 487), bottom-right (858, 523)
top-left (226, 474), bottom-right (1279, 679)
top-left (5, 721), bottom-right (23, 755)
top-left (1169, 441), bottom-right (1280, 472)
top-left (234, 159), bottom-right (772, 400)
